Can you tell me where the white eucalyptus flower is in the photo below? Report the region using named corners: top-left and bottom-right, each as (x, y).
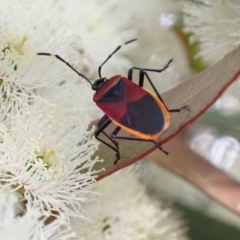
top-left (37, 79), bottom-right (102, 123)
top-left (0, 98), bottom-right (101, 223)
top-left (0, 0), bottom-right (90, 100)
top-left (71, 169), bottom-right (188, 240)
top-left (183, 0), bottom-right (240, 64)
top-left (0, 190), bottom-right (78, 239)
top-left (55, 0), bottom-right (137, 78)
top-left (116, 0), bottom-right (191, 92)
top-left (0, 0), bottom-right (137, 121)
top-left (0, 201), bottom-right (77, 240)
top-left (0, 190), bottom-right (23, 222)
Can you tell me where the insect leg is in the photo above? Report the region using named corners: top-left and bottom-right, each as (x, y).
top-left (95, 115), bottom-right (120, 164)
top-left (141, 71), bottom-right (188, 112)
top-left (98, 38), bottom-right (137, 79)
top-left (110, 126), bottom-right (121, 141)
top-left (108, 126), bottom-right (123, 165)
top-left (113, 136), bottom-right (169, 155)
top-left (127, 59), bottom-right (173, 80)
top-left (127, 59), bottom-right (186, 111)
top-left (128, 62), bottom-right (187, 112)
top-left (127, 60), bottom-right (173, 110)
top-left (97, 115), bottom-right (121, 148)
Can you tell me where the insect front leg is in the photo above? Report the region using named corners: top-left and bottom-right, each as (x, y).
top-left (95, 115), bottom-right (120, 164)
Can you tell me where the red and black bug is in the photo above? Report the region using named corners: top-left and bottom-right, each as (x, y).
top-left (37, 39), bottom-right (187, 164)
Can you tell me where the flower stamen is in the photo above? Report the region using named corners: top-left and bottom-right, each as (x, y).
top-left (15, 36), bottom-right (28, 54)
top-left (42, 149), bottom-right (56, 168)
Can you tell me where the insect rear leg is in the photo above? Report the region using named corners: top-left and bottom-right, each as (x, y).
top-left (112, 136), bottom-right (169, 155)
top-left (95, 115), bottom-right (120, 164)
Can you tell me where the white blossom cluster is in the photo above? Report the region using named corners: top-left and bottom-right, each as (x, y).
top-left (183, 0), bottom-right (240, 168)
top-left (0, 0), bottom-right (190, 239)
top-left (0, 0), bottom-right (129, 237)
top-left (183, 0), bottom-right (240, 64)
top-left (71, 169), bottom-right (189, 240)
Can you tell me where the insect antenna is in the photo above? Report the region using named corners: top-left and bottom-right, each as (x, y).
top-left (37, 52), bottom-right (93, 86)
top-left (98, 38), bottom-right (137, 79)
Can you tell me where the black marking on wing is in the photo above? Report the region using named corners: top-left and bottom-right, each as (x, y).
top-left (120, 94), bottom-right (165, 134)
top-left (97, 79), bottom-right (125, 103)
